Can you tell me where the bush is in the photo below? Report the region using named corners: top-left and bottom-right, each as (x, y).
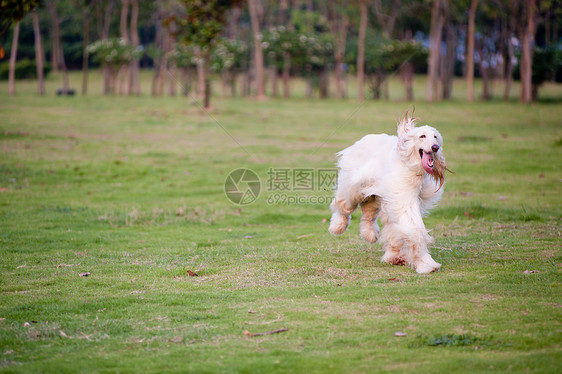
top-left (0, 59), bottom-right (52, 80)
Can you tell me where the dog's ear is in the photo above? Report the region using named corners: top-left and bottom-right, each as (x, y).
top-left (397, 116), bottom-right (417, 139)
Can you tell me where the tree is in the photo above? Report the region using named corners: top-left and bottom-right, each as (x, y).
top-left (128, 0), bottom-right (140, 94)
top-left (117, 0), bottom-right (130, 94)
top-left (426, 0), bottom-right (445, 102)
top-left (519, 0), bottom-right (536, 103)
top-left (99, 0), bottom-right (115, 95)
top-left (47, 0), bottom-right (70, 94)
top-left (322, 0), bottom-right (349, 99)
top-left (8, 21), bottom-right (19, 95)
top-left (0, 0), bottom-right (41, 34)
top-left (248, 0), bottom-right (264, 100)
top-left (87, 38), bottom-right (141, 94)
top-left (440, 0), bottom-right (458, 100)
top-left (172, 0), bottom-right (245, 108)
top-left (530, 47), bottom-right (559, 101)
top-left (31, 9), bottom-right (45, 95)
top-left (373, 0), bottom-right (401, 39)
top-left (81, 2), bottom-right (91, 95)
top-left (1, 0), bottom-right (41, 95)
top-left (466, 0), bottom-right (478, 102)
top-left (356, 0), bottom-right (367, 101)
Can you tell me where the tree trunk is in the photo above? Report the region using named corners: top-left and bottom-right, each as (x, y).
top-left (270, 67), bottom-right (278, 97)
top-left (102, 0), bottom-right (113, 95)
top-left (181, 67), bottom-right (191, 96)
top-left (519, 0), bottom-right (535, 103)
top-left (282, 52), bottom-right (290, 98)
top-left (203, 52), bottom-right (211, 109)
top-left (168, 51), bottom-right (177, 97)
top-left (441, 21), bottom-right (457, 100)
top-left (81, 5), bottom-right (90, 95)
top-left (531, 83), bottom-right (538, 101)
top-left (129, 0), bottom-right (141, 94)
top-left (118, 0), bottom-right (130, 95)
top-left (8, 22), bottom-right (20, 96)
top-left (502, 35), bottom-right (513, 101)
top-left (400, 62), bottom-right (414, 101)
top-left (426, 0), bottom-right (444, 102)
top-left (320, 0), bottom-right (349, 99)
top-left (47, 1), bottom-right (61, 72)
top-left (466, 0), bottom-right (478, 102)
top-left (357, 0), bottom-right (367, 102)
top-left (48, 1), bottom-right (69, 94)
top-left (327, 1), bottom-right (349, 99)
top-left (227, 7), bottom-right (241, 39)
top-left (318, 69), bottom-right (328, 99)
top-left (476, 42), bottom-right (490, 100)
top-left (195, 46), bottom-right (205, 100)
top-left (248, 0), bottom-right (265, 100)
top-left (31, 11), bottom-right (45, 96)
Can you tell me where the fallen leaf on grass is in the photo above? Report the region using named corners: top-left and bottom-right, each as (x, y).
top-left (394, 332), bottom-right (407, 337)
top-left (243, 328), bottom-right (288, 337)
top-left (79, 272), bottom-right (90, 277)
top-left (23, 322), bottom-right (31, 327)
top-left (523, 270), bottom-right (539, 274)
top-left (248, 310), bottom-right (257, 314)
top-left (0, 187), bottom-right (8, 192)
top-left (59, 330), bottom-right (71, 339)
top-left (388, 278), bottom-right (401, 282)
top-left (296, 234), bottom-right (313, 240)
top-left (464, 212), bottom-right (474, 218)
top-left (187, 270), bottom-right (199, 277)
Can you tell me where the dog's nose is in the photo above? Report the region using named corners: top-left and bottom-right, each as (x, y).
top-left (432, 144), bottom-right (440, 153)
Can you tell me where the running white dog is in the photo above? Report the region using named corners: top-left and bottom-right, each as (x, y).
top-left (329, 114), bottom-right (449, 273)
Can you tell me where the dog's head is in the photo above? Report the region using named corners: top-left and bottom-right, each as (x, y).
top-left (397, 116), bottom-right (447, 190)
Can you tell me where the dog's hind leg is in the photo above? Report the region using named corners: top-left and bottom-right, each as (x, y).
top-left (381, 232), bottom-right (407, 265)
top-left (329, 195), bottom-right (357, 236)
top-left (359, 196), bottom-right (380, 243)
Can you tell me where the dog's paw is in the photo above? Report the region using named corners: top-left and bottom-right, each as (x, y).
top-left (381, 251), bottom-right (406, 265)
top-left (328, 213), bottom-right (349, 236)
top-left (414, 260), bottom-right (441, 274)
top-left (360, 220), bottom-right (379, 243)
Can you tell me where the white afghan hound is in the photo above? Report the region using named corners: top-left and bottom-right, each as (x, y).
top-left (328, 114), bottom-right (449, 274)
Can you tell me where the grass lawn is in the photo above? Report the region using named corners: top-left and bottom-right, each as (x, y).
top-left (0, 72), bottom-right (561, 373)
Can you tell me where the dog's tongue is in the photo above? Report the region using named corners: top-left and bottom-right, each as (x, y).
top-left (422, 152), bottom-right (434, 174)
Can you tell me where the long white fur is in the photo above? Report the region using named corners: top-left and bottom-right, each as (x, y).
top-left (328, 116), bottom-right (445, 274)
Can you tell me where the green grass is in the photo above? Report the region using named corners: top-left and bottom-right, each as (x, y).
top-left (0, 71), bottom-right (561, 373)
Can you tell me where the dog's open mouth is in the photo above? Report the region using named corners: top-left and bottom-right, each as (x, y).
top-left (419, 149), bottom-right (434, 174)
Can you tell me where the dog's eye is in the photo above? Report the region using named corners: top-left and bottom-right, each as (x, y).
top-left (434, 135), bottom-right (437, 139)
top-left (420, 135), bottom-right (426, 139)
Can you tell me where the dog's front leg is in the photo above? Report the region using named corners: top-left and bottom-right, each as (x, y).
top-left (404, 232), bottom-right (441, 274)
top-left (383, 201), bottom-right (441, 273)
